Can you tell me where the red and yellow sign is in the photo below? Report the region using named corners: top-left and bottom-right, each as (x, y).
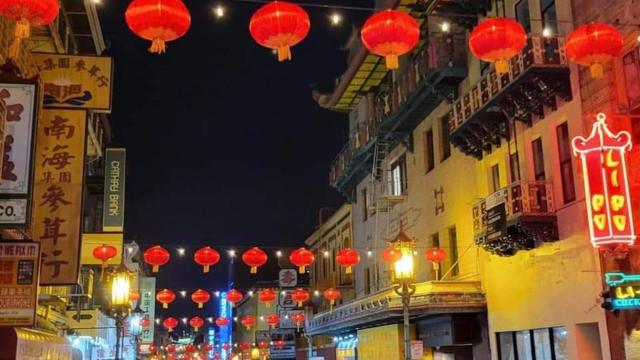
top-left (33, 109), bottom-right (87, 285)
top-left (572, 113), bottom-right (636, 247)
top-left (0, 242), bottom-right (40, 327)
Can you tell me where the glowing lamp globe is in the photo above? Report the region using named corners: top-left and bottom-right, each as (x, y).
top-left (163, 317), bottom-right (178, 332)
top-left (361, 9), bottom-right (420, 69)
top-left (381, 247), bottom-right (402, 263)
top-left (125, 0), bottom-right (191, 54)
top-left (194, 246), bottom-right (220, 273)
top-left (156, 289), bottom-right (176, 309)
top-left (226, 289), bottom-right (243, 306)
top-left (241, 315), bottom-right (256, 330)
top-left (0, 0), bottom-right (59, 58)
top-left (266, 313), bottom-right (280, 328)
top-left (144, 245), bottom-right (170, 273)
top-left (336, 248), bottom-right (360, 274)
top-left (242, 247), bottom-right (268, 274)
top-left (468, 17), bottom-right (527, 74)
top-left (289, 247), bottom-right (314, 273)
top-left (191, 289), bottom-right (211, 309)
top-left (258, 289), bottom-right (276, 308)
top-left (215, 317), bottom-right (230, 327)
top-left (249, 1), bottom-right (310, 62)
top-left (291, 288), bottom-right (310, 307)
top-left (189, 316), bottom-right (205, 331)
top-left (565, 23), bottom-right (623, 78)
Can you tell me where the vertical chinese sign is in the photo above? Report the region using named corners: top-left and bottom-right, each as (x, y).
top-left (0, 241), bottom-right (40, 326)
top-left (572, 113), bottom-right (636, 247)
top-left (140, 277), bottom-right (156, 344)
top-left (103, 148), bottom-right (125, 232)
top-left (33, 109), bottom-right (87, 285)
top-left (0, 75), bottom-right (38, 227)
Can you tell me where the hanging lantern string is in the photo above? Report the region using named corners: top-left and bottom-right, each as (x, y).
top-left (232, 0), bottom-right (374, 12)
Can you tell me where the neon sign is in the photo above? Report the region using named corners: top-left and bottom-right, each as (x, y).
top-left (218, 291), bottom-right (231, 360)
top-left (572, 113), bottom-right (636, 247)
top-left (605, 272), bottom-right (640, 309)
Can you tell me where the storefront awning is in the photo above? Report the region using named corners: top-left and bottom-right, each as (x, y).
top-left (0, 328), bottom-right (73, 360)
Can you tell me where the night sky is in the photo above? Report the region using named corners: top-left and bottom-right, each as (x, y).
top-left (97, 1), bottom-right (372, 318)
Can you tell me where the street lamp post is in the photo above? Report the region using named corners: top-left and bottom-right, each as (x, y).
top-left (393, 245), bottom-right (416, 360)
top-left (108, 264), bottom-right (133, 360)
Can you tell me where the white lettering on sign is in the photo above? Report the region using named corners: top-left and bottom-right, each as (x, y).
top-left (108, 160), bottom-right (120, 216)
top-left (0, 199), bottom-right (27, 224)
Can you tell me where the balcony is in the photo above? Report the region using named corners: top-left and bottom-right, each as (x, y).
top-left (448, 36), bottom-right (572, 159)
top-left (306, 281), bottom-right (485, 336)
top-left (423, 0), bottom-right (492, 28)
top-left (330, 34), bottom-right (468, 197)
top-left (473, 181), bottom-right (558, 257)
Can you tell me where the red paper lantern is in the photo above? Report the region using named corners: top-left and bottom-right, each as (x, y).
top-left (156, 289), bottom-right (176, 309)
top-left (194, 246), bottom-right (221, 273)
top-left (258, 340), bottom-right (270, 349)
top-left (289, 248), bottom-right (315, 274)
top-left (249, 1), bottom-right (310, 62)
top-left (163, 317), bottom-right (178, 332)
top-left (226, 289), bottom-right (243, 306)
top-left (189, 316), bottom-right (204, 331)
top-left (185, 344), bottom-right (196, 352)
top-left (242, 247), bottom-right (268, 274)
top-left (215, 317), bottom-right (230, 327)
top-left (291, 312), bottom-right (305, 329)
top-left (148, 344), bottom-right (157, 353)
top-left (140, 318), bottom-right (151, 327)
top-left (425, 248), bottom-right (447, 263)
top-left (92, 244), bottom-right (117, 269)
top-left (258, 289), bottom-right (276, 308)
top-left (166, 344), bottom-right (176, 353)
top-left (266, 313), bottom-right (280, 328)
top-left (125, 0), bottom-right (191, 54)
top-left (203, 343), bottom-right (213, 351)
top-left (291, 288), bottom-right (310, 307)
top-left (275, 340), bottom-right (286, 348)
top-left (468, 17), bottom-right (527, 74)
top-left (565, 23), bottom-right (623, 78)
top-left (191, 289), bottom-right (211, 309)
top-left (323, 288), bottom-right (341, 309)
top-left (241, 315), bottom-right (256, 330)
top-left (360, 9), bottom-right (419, 70)
top-left (0, 0), bottom-right (59, 58)
top-left (129, 290), bottom-right (140, 303)
top-left (222, 343), bottom-right (232, 351)
top-left (144, 245), bottom-right (170, 272)
top-left (336, 248), bottom-right (360, 274)
top-left (381, 247), bottom-right (402, 263)
top-left (239, 342), bottom-right (251, 351)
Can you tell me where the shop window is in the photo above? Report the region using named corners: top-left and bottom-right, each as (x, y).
top-left (556, 122), bottom-right (576, 203)
top-left (449, 226), bottom-right (459, 277)
top-left (361, 188), bottom-right (368, 221)
top-left (390, 155), bottom-right (407, 195)
top-left (498, 327), bottom-right (568, 360)
top-left (440, 117), bottom-right (451, 161)
top-left (510, 152), bottom-right (521, 183)
top-left (425, 129), bottom-right (435, 172)
top-left (515, 0), bottom-right (531, 33)
top-left (623, 49), bottom-right (640, 113)
top-left (491, 164), bottom-right (501, 193)
top-left (532, 138), bottom-right (546, 180)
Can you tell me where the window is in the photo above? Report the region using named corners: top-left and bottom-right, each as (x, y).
top-left (364, 267), bottom-right (371, 295)
top-left (534, 329), bottom-right (552, 360)
top-left (390, 155), bottom-right (407, 195)
top-left (532, 138), bottom-right (546, 180)
top-left (322, 246), bottom-right (328, 279)
top-left (556, 123), bottom-right (576, 203)
top-left (515, 0), bottom-right (531, 33)
top-left (361, 188), bottom-right (368, 221)
top-left (425, 129), bottom-right (435, 171)
top-left (552, 327), bottom-right (568, 360)
top-left (449, 227), bottom-right (458, 277)
top-left (509, 153), bottom-right (521, 183)
top-left (516, 331), bottom-right (533, 360)
top-left (540, 0), bottom-right (557, 35)
top-left (623, 49), bottom-right (640, 112)
top-left (499, 333), bottom-right (516, 360)
top-left (491, 164), bottom-right (501, 193)
top-left (430, 232), bottom-right (440, 249)
top-left (498, 327), bottom-right (568, 360)
top-left (440, 117), bottom-right (451, 161)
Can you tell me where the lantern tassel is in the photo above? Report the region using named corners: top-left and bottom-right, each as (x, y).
top-left (277, 46), bottom-right (292, 62)
top-left (198, 303), bottom-right (203, 309)
top-left (152, 265), bottom-right (159, 273)
top-left (385, 54), bottom-right (399, 70)
top-left (298, 266), bottom-right (305, 274)
top-left (346, 266), bottom-right (352, 275)
top-left (149, 38), bottom-right (167, 54)
top-left (495, 59), bottom-right (510, 74)
top-left (204, 265), bottom-right (210, 273)
top-left (297, 301), bottom-right (303, 307)
top-left (265, 302), bottom-right (270, 308)
top-left (9, 18), bottom-right (30, 59)
top-left (163, 303), bottom-right (168, 309)
top-left (251, 266), bottom-right (257, 274)
top-left (590, 63), bottom-right (604, 78)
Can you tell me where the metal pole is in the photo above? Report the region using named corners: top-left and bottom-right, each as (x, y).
top-left (115, 318), bottom-right (122, 360)
top-left (402, 283), bottom-right (411, 360)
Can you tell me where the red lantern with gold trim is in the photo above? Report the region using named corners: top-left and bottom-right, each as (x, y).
top-left (275, 340), bottom-right (286, 348)
top-left (226, 289), bottom-right (243, 306)
top-left (194, 246), bottom-right (220, 273)
top-left (140, 318), bottom-right (151, 327)
top-left (203, 343), bottom-right (213, 351)
top-left (336, 248), bottom-right (360, 274)
top-left (156, 289), bottom-right (176, 309)
top-left (258, 340), bottom-right (270, 350)
top-left (125, 0), bottom-right (191, 54)
top-left (242, 247), bottom-right (268, 274)
top-left (425, 248), bottom-right (447, 263)
top-left (222, 343), bottom-right (232, 351)
top-left (163, 317), bottom-right (178, 332)
top-left (291, 288), bottom-right (310, 307)
top-left (239, 342), bottom-right (251, 351)
top-left (215, 317), bottom-right (230, 327)
top-left (185, 344), bottom-right (196, 353)
top-left (323, 288), bottom-right (341, 310)
top-left (249, 1), bottom-right (310, 62)
top-left (144, 245), bottom-right (170, 273)
top-left (468, 17), bottom-right (527, 74)
top-left (166, 344), bottom-right (176, 353)
top-left (0, 0), bottom-right (59, 58)
top-left (381, 247), bottom-right (402, 264)
top-left (189, 316), bottom-right (204, 332)
top-left (191, 289), bottom-right (211, 309)
top-left (289, 248), bottom-right (315, 274)
top-left (241, 315), bottom-right (256, 330)
top-left (565, 23), bottom-right (623, 78)
top-left (361, 9), bottom-right (420, 70)
top-left (258, 289), bottom-right (276, 308)
top-left (291, 312), bottom-right (305, 330)
top-left (92, 244), bottom-right (117, 269)
top-left (266, 314), bottom-right (280, 328)
top-left (129, 290), bottom-right (140, 303)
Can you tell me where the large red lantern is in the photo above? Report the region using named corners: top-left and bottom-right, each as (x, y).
top-left (144, 245), bottom-right (170, 273)
top-left (203, 343), bottom-right (213, 351)
top-left (92, 244), bottom-right (117, 269)
top-left (140, 318), bottom-right (152, 327)
top-left (148, 344), bottom-right (157, 353)
top-left (336, 248), bottom-right (360, 274)
top-left (239, 342), bottom-right (251, 351)
top-left (242, 247), bottom-right (268, 274)
top-left (222, 343), bottom-right (232, 351)
top-left (258, 289), bottom-right (276, 308)
top-left (291, 312), bottom-right (305, 330)
top-left (323, 288), bottom-right (341, 310)
top-left (289, 248), bottom-right (314, 274)
top-left (189, 316), bottom-right (204, 331)
top-left (226, 289), bottom-right (243, 306)
top-left (191, 289), bottom-right (211, 309)
top-left (241, 315), bottom-right (256, 330)
top-left (425, 248), bottom-right (447, 263)
top-left (215, 317), bottom-right (230, 327)
top-left (381, 247), bottom-right (402, 263)
top-left (266, 313), bottom-right (280, 328)
top-left (291, 288), bottom-right (310, 307)
top-left (156, 289), bottom-right (176, 309)
top-left (572, 113), bottom-right (636, 247)
top-left (0, 0), bottom-right (59, 58)
top-left (361, 9), bottom-right (419, 70)
top-left (258, 340), bottom-right (270, 350)
top-left (275, 340), bottom-right (286, 348)
top-left (125, 0), bottom-right (191, 54)
top-left (129, 290), bottom-right (140, 303)
top-left (166, 344), bottom-right (176, 353)
top-left (468, 17), bottom-right (527, 74)
top-left (163, 317), bottom-right (179, 332)
top-left (249, 1), bottom-right (310, 62)
top-left (185, 344), bottom-right (196, 353)
top-left (194, 246), bottom-right (221, 273)
top-left (565, 23), bottom-right (623, 78)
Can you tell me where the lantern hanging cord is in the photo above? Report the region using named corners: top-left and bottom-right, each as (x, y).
top-left (232, 0), bottom-right (375, 12)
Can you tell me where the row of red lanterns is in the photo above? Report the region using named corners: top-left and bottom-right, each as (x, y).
top-left (162, 312), bottom-right (306, 333)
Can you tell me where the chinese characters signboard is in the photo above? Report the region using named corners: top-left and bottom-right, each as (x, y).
top-left (572, 113), bottom-right (636, 247)
top-left (33, 54), bottom-right (113, 111)
top-left (139, 277), bottom-right (156, 344)
top-left (0, 80), bottom-right (38, 226)
top-left (103, 148), bottom-right (125, 232)
top-left (0, 241), bottom-right (40, 327)
top-left (33, 109), bottom-right (87, 285)
top-left (605, 272), bottom-right (640, 309)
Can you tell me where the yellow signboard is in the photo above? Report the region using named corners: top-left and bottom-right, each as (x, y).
top-left (80, 233), bottom-right (124, 265)
top-left (357, 324), bottom-right (404, 360)
top-left (33, 109), bottom-right (87, 285)
top-left (33, 54), bottom-right (113, 111)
